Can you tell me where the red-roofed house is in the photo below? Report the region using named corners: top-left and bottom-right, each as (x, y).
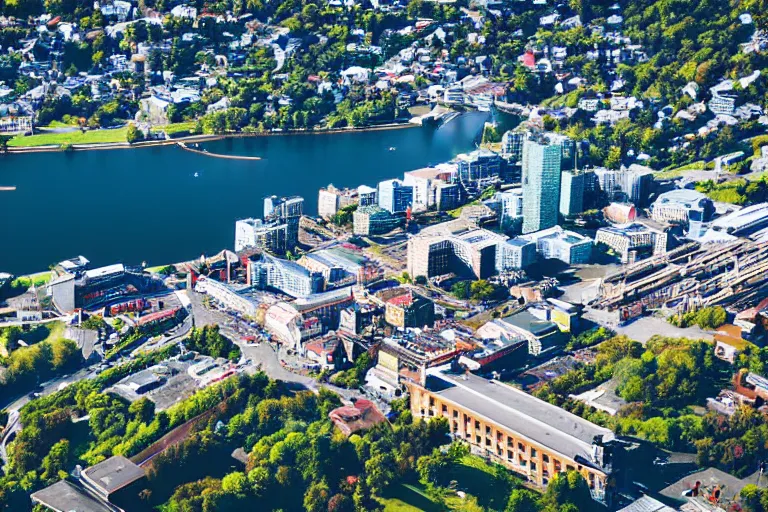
top-left (329, 399), bottom-right (388, 436)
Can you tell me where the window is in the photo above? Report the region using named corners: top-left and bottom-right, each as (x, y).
top-left (507, 437), bottom-right (514, 447)
top-left (531, 448), bottom-right (537, 458)
top-left (518, 442), bottom-right (525, 452)
top-left (530, 461), bottom-right (537, 472)
top-left (485, 438), bottom-right (491, 446)
top-left (507, 450), bottom-right (513, 460)
top-left (485, 426), bottom-right (491, 435)
top-left (475, 420), bottom-right (480, 429)
top-left (476, 435), bottom-right (481, 444)
top-left (566, 465), bottom-right (575, 472)
top-left (429, 397), bottom-right (435, 406)
top-left (543, 454), bottom-right (550, 463)
top-left (453, 410), bottom-right (458, 418)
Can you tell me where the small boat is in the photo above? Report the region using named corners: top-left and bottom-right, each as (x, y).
top-left (194, 172), bottom-right (199, 178)
top-left (389, 147), bottom-right (396, 151)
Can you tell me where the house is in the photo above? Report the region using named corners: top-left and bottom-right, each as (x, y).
top-left (329, 399), bottom-right (388, 436)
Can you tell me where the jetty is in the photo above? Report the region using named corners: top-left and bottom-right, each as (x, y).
top-left (176, 142), bottom-right (261, 160)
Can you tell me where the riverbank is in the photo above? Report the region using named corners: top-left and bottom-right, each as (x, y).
top-left (4, 121), bottom-right (418, 155)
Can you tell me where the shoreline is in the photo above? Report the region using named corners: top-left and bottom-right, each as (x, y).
top-left (4, 121), bottom-right (419, 155)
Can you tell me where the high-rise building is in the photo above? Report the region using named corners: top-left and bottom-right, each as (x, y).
top-left (357, 185), bottom-right (377, 206)
top-left (455, 149), bottom-right (503, 186)
top-left (593, 167), bottom-right (654, 206)
top-left (497, 189), bottom-right (524, 230)
top-left (353, 205), bottom-right (401, 236)
top-left (318, 185), bottom-right (357, 220)
top-left (559, 171), bottom-right (585, 216)
top-left (235, 218), bottom-right (289, 254)
top-left (264, 195), bottom-right (303, 251)
top-left (377, 179), bottom-right (413, 213)
top-left (501, 130), bottom-right (525, 160)
top-left (522, 137), bottom-right (562, 234)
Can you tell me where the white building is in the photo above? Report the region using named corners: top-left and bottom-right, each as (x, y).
top-left (194, 277), bottom-right (258, 317)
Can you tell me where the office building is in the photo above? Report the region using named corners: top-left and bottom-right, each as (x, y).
top-left (496, 237), bottom-right (537, 269)
top-left (353, 205), bottom-right (401, 236)
top-left (526, 226), bottom-right (592, 265)
top-left (318, 185), bottom-right (357, 219)
top-left (407, 369), bottom-right (617, 501)
top-left (455, 149), bottom-right (503, 186)
top-left (195, 277), bottom-right (260, 317)
top-left (522, 137), bottom-right (562, 234)
top-left (358, 185), bottom-right (377, 206)
top-left (497, 189), bottom-right (524, 230)
top-left (501, 130), bottom-right (525, 160)
top-left (559, 171), bottom-right (585, 216)
top-left (235, 218), bottom-right (289, 254)
top-left (651, 189), bottom-right (714, 225)
top-left (595, 222), bottom-right (668, 264)
top-left (403, 166), bottom-right (458, 212)
top-left (249, 253), bottom-right (324, 298)
top-left (378, 179), bottom-right (413, 213)
top-left (435, 183), bottom-right (461, 211)
top-left (298, 247), bottom-right (381, 288)
top-left (264, 195), bottom-right (303, 251)
top-left (593, 167), bottom-right (654, 206)
top-left (407, 220), bottom-right (509, 279)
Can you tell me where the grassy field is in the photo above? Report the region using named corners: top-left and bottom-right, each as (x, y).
top-left (377, 456), bottom-right (514, 512)
top-left (11, 271), bottom-right (53, 289)
top-left (9, 127), bottom-right (129, 147)
top-left (154, 121), bottom-right (198, 136)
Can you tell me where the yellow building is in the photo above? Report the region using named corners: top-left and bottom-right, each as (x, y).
top-left (407, 369), bottom-right (617, 504)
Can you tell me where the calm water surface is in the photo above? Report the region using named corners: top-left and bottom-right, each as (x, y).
top-left (0, 112), bottom-right (497, 274)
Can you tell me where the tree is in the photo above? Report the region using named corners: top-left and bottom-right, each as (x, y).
top-left (328, 493), bottom-right (354, 512)
top-left (126, 124), bottom-right (144, 144)
top-left (41, 439), bottom-right (69, 481)
top-left (221, 472), bottom-right (248, 494)
top-left (506, 488), bottom-right (542, 512)
top-left (543, 471), bottom-right (595, 511)
top-left (303, 480), bottom-right (330, 512)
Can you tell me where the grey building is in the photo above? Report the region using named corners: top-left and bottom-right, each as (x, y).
top-left (455, 149), bottom-right (503, 186)
top-left (353, 205), bottom-right (401, 235)
top-left (559, 170), bottom-right (585, 216)
top-left (249, 253), bottom-right (324, 298)
top-left (522, 137), bottom-right (562, 234)
top-left (264, 195), bottom-right (303, 251)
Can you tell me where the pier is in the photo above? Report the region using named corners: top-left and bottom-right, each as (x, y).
top-left (176, 142), bottom-right (262, 160)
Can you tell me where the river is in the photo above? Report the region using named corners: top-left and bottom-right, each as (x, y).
top-left (0, 111), bottom-right (506, 275)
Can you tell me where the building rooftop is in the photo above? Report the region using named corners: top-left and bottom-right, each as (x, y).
top-left (82, 455), bottom-right (145, 496)
top-left (617, 495), bottom-right (676, 512)
top-left (501, 310), bottom-right (559, 337)
top-left (711, 202), bottom-right (768, 232)
top-left (525, 226), bottom-right (592, 245)
top-left (660, 467), bottom-right (751, 504)
top-left (425, 370), bottom-right (614, 468)
top-left (84, 263), bottom-right (125, 280)
top-left (654, 188), bottom-right (709, 206)
top-left (31, 480), bottom-right (114, 512)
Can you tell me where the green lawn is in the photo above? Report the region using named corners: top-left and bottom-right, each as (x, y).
top-left (378, 484), bottom-right (443, 512)
top-left (11, 271), bottom-right (53, 289)
top-left (154, 121), bottom-right (198, 136)
top-left (9, 127), bottom-right (129, 147)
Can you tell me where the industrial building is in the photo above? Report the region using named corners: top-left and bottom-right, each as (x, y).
top-left (595, 222), bottom-right (669, 264)
top-left (525, 226), bottom-right (592, 265)
top-left (522, 136), bottom-right (562, 234)
top-left (651, 189), bottom-right (714, 226)
top-left (353, 205), bottom-right (401, 236)
top-left (407, 220), bottom-right (510, 279)
top-left (318, 184), bottom-right (357, 219)
top-left (407, 369), bottom-right (618, 502)
top-left (248, 253), bottom-right (324, 298)
top-left (377, 178), bottom-right (413, 213)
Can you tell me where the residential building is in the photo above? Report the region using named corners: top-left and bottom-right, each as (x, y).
top-left (194, 277), bottom-right (259, 317)
top-left (358, 185), bottom-right (377, 206)
top-left (297, 247), bottom-right (381, 287)
top-left (248, 254), bottom-right (323, 298)
top-left (525, 226), bottom-right (592, 265)
top-left (522, 137), bottom-right (562, 234)
top-left (595, 222), bottom-right (668, 264)
top-left (378, 179), bottom-right (413, 213)
top-left (651, 189), bottom-right (714, 226)
top-left (264, 195), bottom-right (303, 251)
top-left (353, 205), bottom-right (401, 235)
top-left (407, 368), bottom-right (618, 501)
top-left (497, 189), bottom-right (524, 230)
top-left (593, 166), bottom-right (655, 206)
top-left (708, 80), bottom-right (738, 116)
top-left (559, 171), bottom-right (585, 216)
top-left (435, 183), bottom-right (461, 211)
top-left (318, 185), bottom-right (357, 219)
top-left (377, 288), bottom-right (435, 328)
top-left (407, 220), bottom-right (509, 279)
top-left (235, 218), bottom-right (289, 254)
top-left (403, 166), bottom-right (458, 212)
top-left (455, 149), bottom-right (503, 187)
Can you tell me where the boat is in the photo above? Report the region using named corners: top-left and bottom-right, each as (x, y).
top-left (194, 172), bottom-right (199, 178)
top-left (389, 147), bottom-right (396, 151)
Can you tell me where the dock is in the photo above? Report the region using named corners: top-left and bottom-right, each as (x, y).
top-left (176, 142), bottom-right (261, 161)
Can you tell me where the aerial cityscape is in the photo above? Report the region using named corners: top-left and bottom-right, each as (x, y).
top-left (2, 0), bottom-right (768, 511)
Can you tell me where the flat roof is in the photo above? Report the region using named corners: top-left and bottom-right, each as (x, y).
top-left (31, 480), bottom-right (114, 512)
top-left (82, 455), bottom-right (145, 495)
top-left (426, 370), bottom-right (614, 467)
top-left (712, 202), bottom-right (768, 231)
top-left (84, 264), bottom-right (125, 279)
top-left (660, 467), bottom-right (748, 503)
top-left (502, 310), bottom-right (559, 337)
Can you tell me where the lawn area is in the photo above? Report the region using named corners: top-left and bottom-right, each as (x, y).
top-left (11, 271), bottom-right (53, 289)
top-left (8, 127), bottom-right (129, 147)
top-left (154, 121), bottom-right (198, 136)
top-left (378, 483), bottom-right (443, 512)
top-left (0, 321), bottom-right (66, 346)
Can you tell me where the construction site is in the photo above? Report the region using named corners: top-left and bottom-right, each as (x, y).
top-left (592, 240), bottom-right (768, 321)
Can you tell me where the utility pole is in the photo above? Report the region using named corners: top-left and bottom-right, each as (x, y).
top-left (757, 461), bottom-right (765, 487)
